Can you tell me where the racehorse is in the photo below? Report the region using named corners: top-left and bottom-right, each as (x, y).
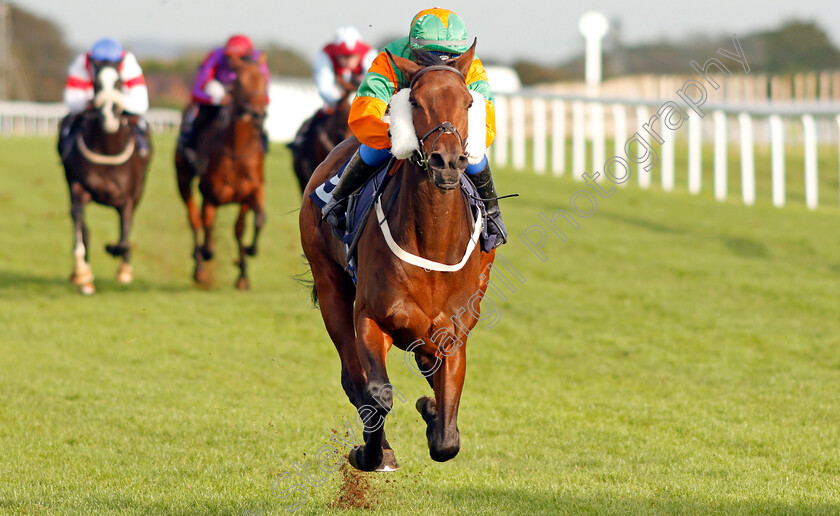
top-left (175, 55), bottom-right (268, 290)
top-left (291, 79), bottom-right (355, 192)
top-left (61, 65), bottom-right (152, 295)
top-left (299, 42), bottom-right (495, 471)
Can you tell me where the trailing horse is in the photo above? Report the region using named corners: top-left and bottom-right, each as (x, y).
top-left (300, 42), bottom-right (495, 471)
top-left (290, 79), bottom-right (355, 192)
top-left (175, 55), bottom-right (268, 290)
top-left (60, 65), bottom-right (152, 295)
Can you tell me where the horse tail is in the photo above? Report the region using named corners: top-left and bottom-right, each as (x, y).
top-left (294, 254), bottom-right (319, 307)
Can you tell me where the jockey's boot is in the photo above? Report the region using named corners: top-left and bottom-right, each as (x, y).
top-left (470, 162), bottom-right (508, 248)
top-left (129, 116), bottom-right (150, 157)
top-left (321, 148), bottom-right (377, 228)
top-left (260, 129), bottom-right (269, 153)
top-left (58, 114), bottom-right (80, 160)
top-left (183, 106), bottom-right (215, 167)
top-left (287, 114), bottom-right (314, 157)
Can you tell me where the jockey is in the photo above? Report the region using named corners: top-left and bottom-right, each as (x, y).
top-left (59, 38), bottom-right (150, 158)
top-left (314, 26), bottom-right (377, 107)
top-left (321, 8), bottom-right (507, 247)
top-left (288, 27), bottom-right (376, 157)
top-left (180, 34), bottom-right (271, 156)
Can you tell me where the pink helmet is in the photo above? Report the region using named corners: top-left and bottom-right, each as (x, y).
top-left (224, 35), bottom-right (254, 57)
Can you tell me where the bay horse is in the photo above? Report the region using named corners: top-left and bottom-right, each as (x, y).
top-left (291, 80), bottom-right (355, 192)
top-left (175, 55), bottom-right (268, 290)
top-left (300, 42), bottom-right (495, 471)
top-left (61, 65), bottom-right (152, 295)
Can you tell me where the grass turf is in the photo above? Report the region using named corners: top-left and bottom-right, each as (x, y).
top-left (0, 135), bottom-right (839, 515)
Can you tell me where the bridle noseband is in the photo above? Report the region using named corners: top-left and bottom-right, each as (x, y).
top-left (407, 65), bottom-right (468, 176)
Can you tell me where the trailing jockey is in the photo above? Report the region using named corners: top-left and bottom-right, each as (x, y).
top-left (321, 8), bottom-right (508, 247)
top-left (59, 38), bottom-right (150, 159)
top-left (288, 27), bottom-right (377, 158)
top-left (179, 34), bottom-right (271, 163)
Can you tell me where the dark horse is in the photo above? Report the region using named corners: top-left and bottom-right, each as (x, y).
top-left (60, 65), bottom-right (152, 295)
top-left (300, 42), bottom-right (495, 471)
top-left (175, 55), bottom-right (268, 290)
top-left (291, 79), bottom-right (355, 192)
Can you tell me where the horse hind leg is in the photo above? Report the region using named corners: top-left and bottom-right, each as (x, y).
top-left (234, 204), bottom-right (249, 290)
top-left (200, 202), bottom-right (216, 262)
top-left (176, 168), bottom-right (206, 283)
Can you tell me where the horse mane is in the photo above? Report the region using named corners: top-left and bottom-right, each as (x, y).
top-left (410, 48), bottom-right (458, 69)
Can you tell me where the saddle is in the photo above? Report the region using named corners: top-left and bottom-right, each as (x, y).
top-left (309, 159), bottom-right (495, 282)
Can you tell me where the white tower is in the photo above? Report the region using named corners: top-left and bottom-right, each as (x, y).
top-left (578, 11), bottom-right (610, 92)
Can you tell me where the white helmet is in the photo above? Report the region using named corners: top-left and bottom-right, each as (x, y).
top-left (333, 26), bottom-right (363, 54)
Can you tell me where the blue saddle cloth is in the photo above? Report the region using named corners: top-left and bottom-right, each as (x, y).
top-left (309, 160), bottom-right (495, 282)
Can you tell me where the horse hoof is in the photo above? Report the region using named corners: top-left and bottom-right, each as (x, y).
top-left (416, 396), bottom-right (437, 422)
top-left (348, 446), bottom-right (379, 472)
top-left (194, 269), bottom-right (208, 284)
top-left (79, 283), bottom-right (96, 295)
top-left (236, 277), bottom-right (249, 290)
top-left (245, 245), bottom-right (257, 257)
top-left (376, 448), bottom-right (400, 472)
top-left (70, 269), bottom-right (94, 286)
top-left (348, 446), bottom-right (362, 470)
top-left (105, 244), bottom-right (126, 257)
top-left (117, 264), bottom-right (133, 284)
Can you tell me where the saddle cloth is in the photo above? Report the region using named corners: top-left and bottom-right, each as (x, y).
top-left (309, 160), bottom-right (494, 282)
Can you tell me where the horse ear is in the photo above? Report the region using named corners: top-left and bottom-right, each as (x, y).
top-left (386, 49), bottom-right (422, 81)
top-left (453, 39), bottom-right (477, 78)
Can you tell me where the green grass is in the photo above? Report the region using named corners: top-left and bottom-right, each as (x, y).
top-left (1, 135), bottom-right (839, 515)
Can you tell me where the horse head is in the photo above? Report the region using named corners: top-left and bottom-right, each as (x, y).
top-left (91, 64), bottom-right (127, 134)
top-left (228, 55), bottom-right (268, 128)
top-left (387, 40), bottom-right (482, 191)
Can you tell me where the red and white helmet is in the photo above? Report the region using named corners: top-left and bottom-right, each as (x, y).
top-left (332, 26), bottom-right (363, 55)
top-left (224, 34), bottom-right (254, 57)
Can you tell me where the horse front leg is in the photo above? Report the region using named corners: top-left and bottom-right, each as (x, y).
top-left (234, 204), bottom-right (249, 290)
top-left (244, 187), bottom-right (265, 257)
top-left (106, 202), bottom-right (134, 284)
top-left (200, 202), bottom-right (217, 262)
top-left (348, 313), bottom-right (400, 472)
top-left (176, 167), bottom-right (205, 283)
top-left (420, 335), bottom-right (467, 463)
top-left (69, 183), bottom-right (95, 295)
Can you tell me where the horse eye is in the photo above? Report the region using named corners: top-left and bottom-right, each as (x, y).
top-left (467, 100), bottom-right (474, 109)
top-left (409, 97), bottom-right (419, 109)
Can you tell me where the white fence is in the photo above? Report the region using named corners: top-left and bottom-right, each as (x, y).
top-left (492, 91), bottom-right (840, 210)
top-left (4, 84), bottom-right (840, 210)
top-left (0, 78), bottom-right (323, 143)
top-left (0, 101), bottom-right (181, 135)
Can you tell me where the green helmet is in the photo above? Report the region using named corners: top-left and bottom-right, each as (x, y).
top-left (408, 8), bottom-right (469, 54)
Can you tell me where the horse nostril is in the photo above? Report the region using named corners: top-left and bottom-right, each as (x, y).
top-left (455, 155), bottom-right (468, 170)
top-left (429, 152), bottom-right (446, 169)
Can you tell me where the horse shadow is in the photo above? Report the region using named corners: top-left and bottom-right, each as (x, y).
top-left (0, 270), bottom-right (191, 295)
